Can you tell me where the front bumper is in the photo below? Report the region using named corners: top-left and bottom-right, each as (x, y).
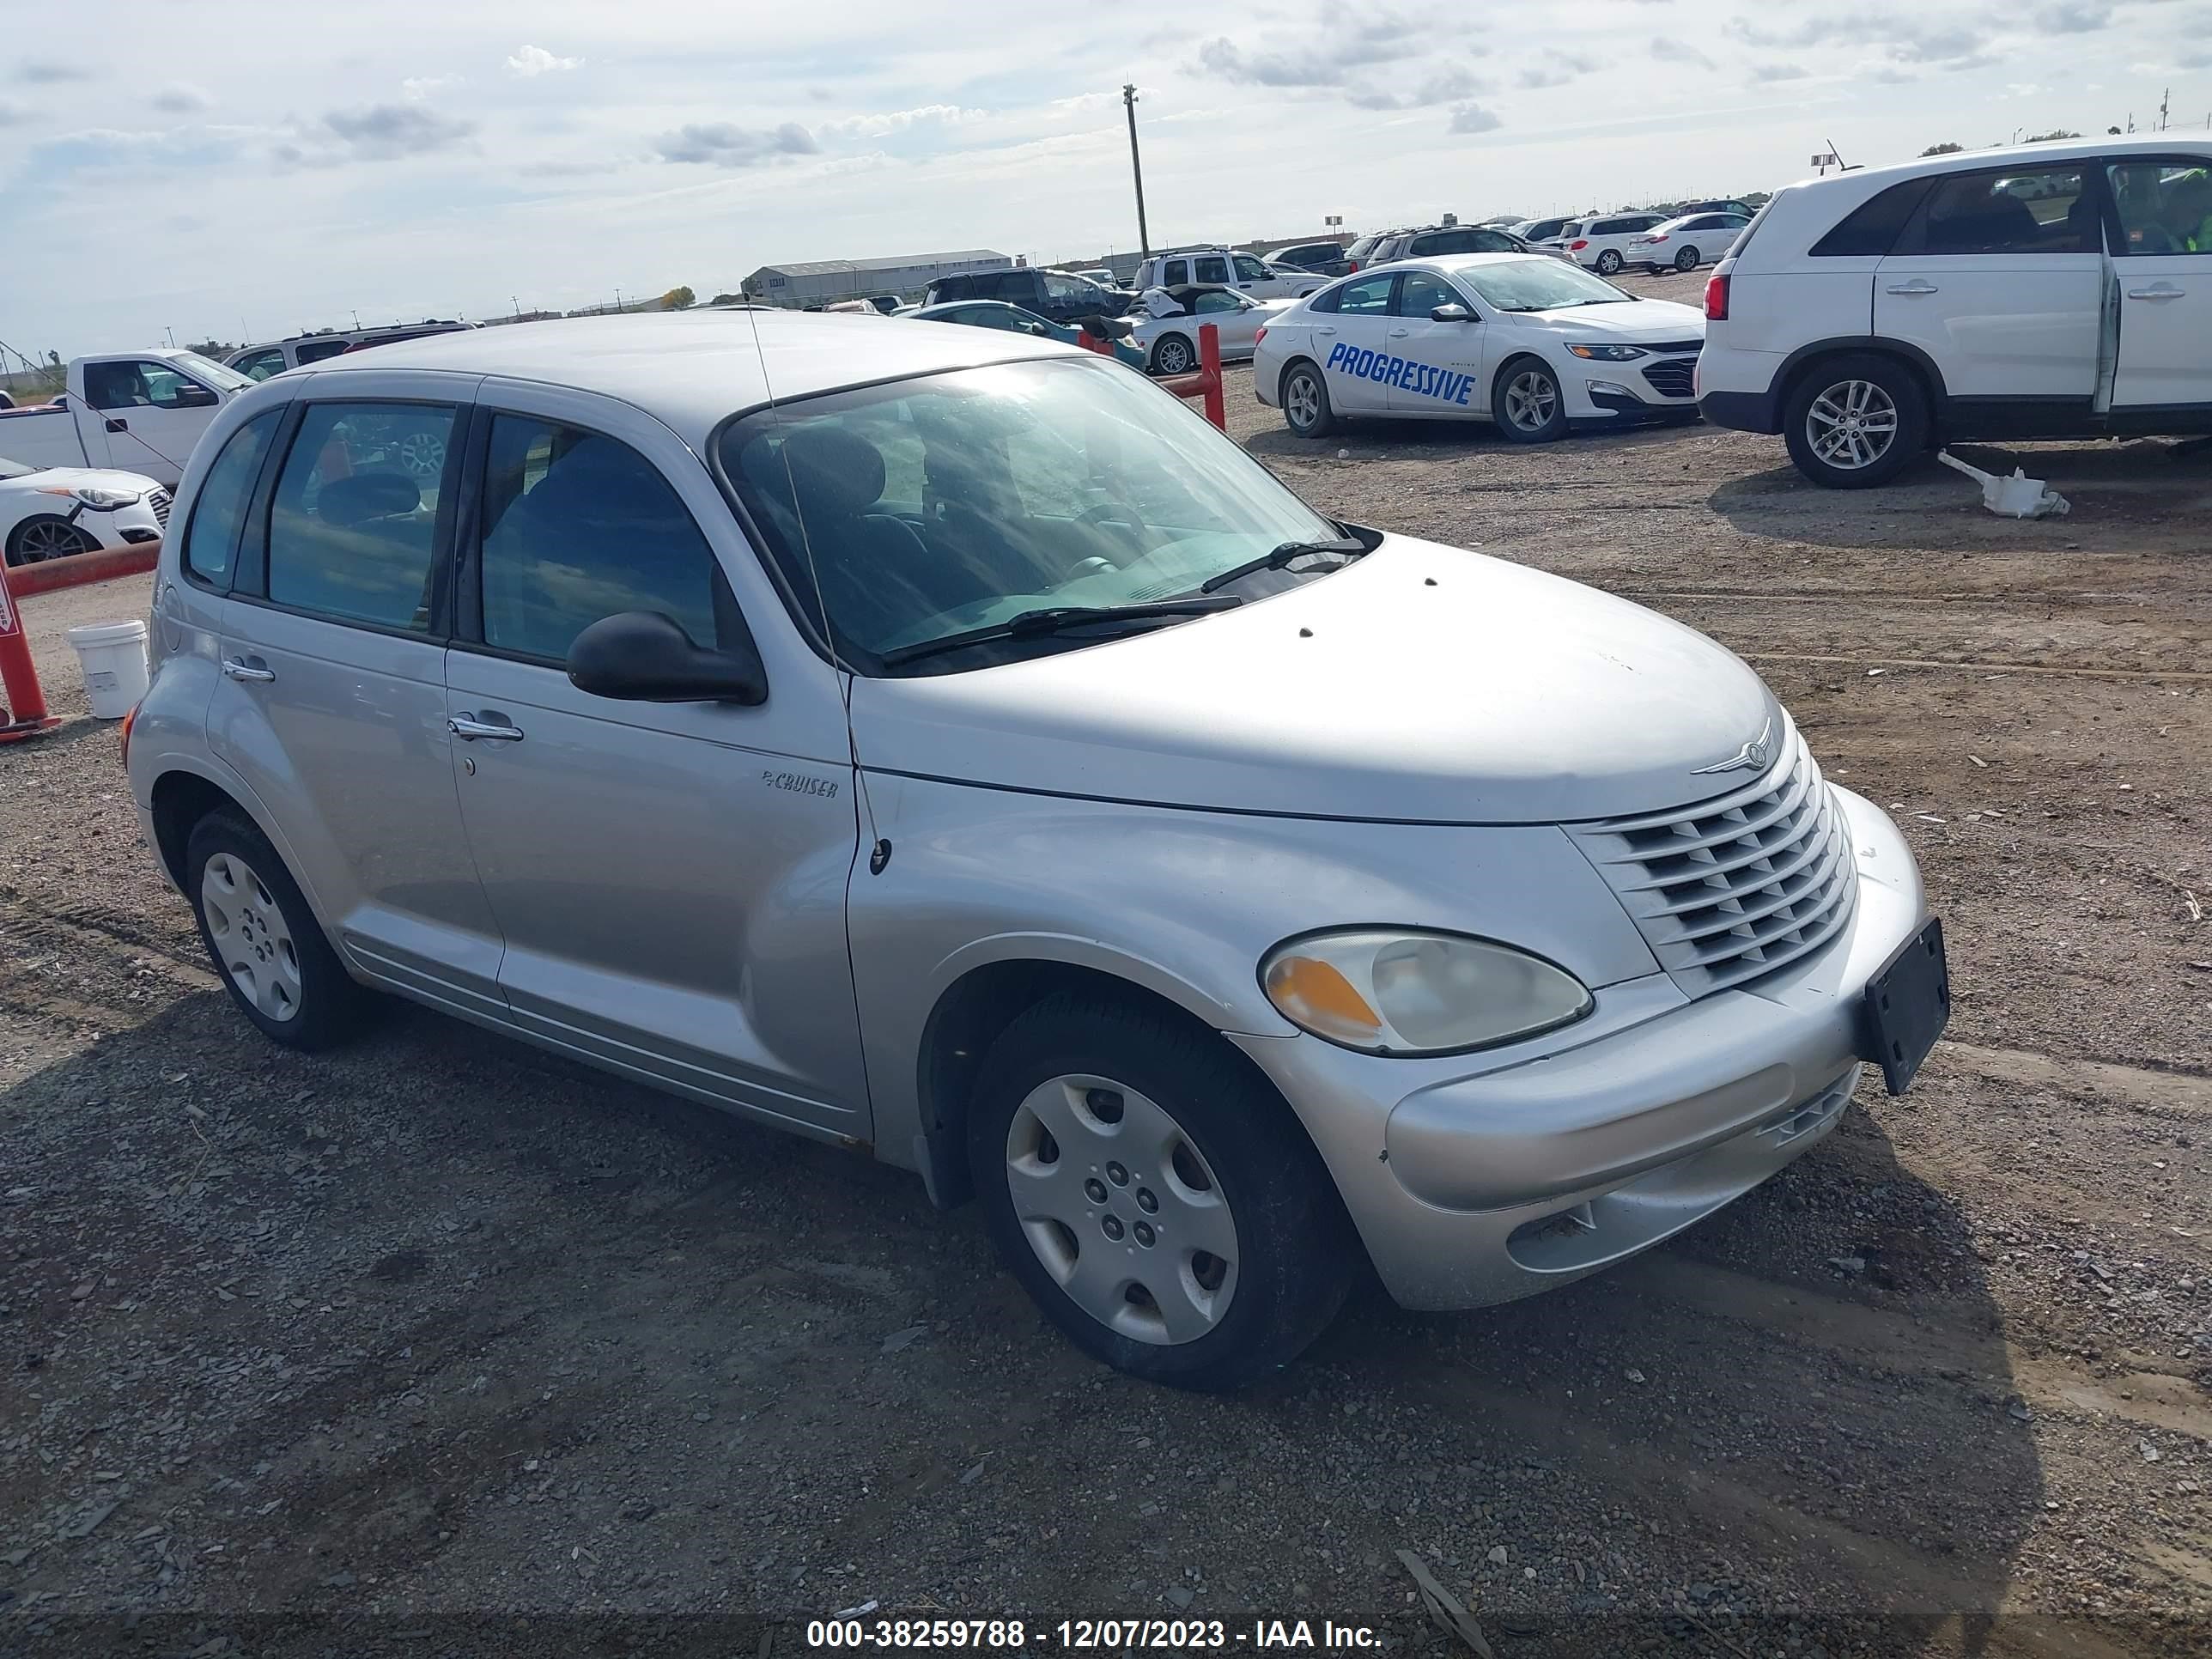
top-left (1230, 787), bottom-right (1928, 1310)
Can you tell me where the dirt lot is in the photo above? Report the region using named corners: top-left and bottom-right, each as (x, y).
top-left (4, 282), bottom-right (2209, 1658)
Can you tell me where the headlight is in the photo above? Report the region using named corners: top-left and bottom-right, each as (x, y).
top-left (1565, 343), bottom-right (1647, 361)
top-left (40, 483), bottom-right (143, 509)
top-left (1261, 929), bottom-right (1592, 1055)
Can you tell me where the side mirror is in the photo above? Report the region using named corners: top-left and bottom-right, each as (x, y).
top-left (567, 611), bottom-right (768, 705)
top-left (1430, 304), bottom-right (1474, 323)
top-left (171, 383), bottom-right (220, 408)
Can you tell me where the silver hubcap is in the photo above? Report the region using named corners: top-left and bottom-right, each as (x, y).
top-left (1005, 1073), bottom-right (1237, 1346)
top-left (1504, 369), bottom-right (1558, 431)
top-left (200, 853), bottom-right (303, 1022)
top-left (1598, 252), bottom-right (1620, 272)
top-left (1807, 380), bottom-right (1899, 471)
top-left (1675, 248), bottom-right (1698, 270)
top-left (1158, 339), bottom-right (1192, 374)
top-left (1286, 373), bottom-right (1321, 427)
top-left (397, 431), bottom-right (446, 479)
top-left (13, 520), bottom-right (89, 562)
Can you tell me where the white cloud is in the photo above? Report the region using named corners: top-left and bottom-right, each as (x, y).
top-left (404, 75), bottom-right (465, 101)
top-left (505, 44), bottom-right (582, 77)
top-left (818, 104), bottom-right (986, 140)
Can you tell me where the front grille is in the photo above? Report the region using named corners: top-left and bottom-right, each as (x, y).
top-left (1570, 720), bottom-right (1856, 996)
top-left (148, 488), bottom-right (172, 528)
top-left (1641, 357), bottom-right (1697, 399)
top-left (1641, 339), bottom-right (1705, 354)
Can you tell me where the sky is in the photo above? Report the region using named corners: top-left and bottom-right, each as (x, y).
top-left (0, 0), bottom-right (2205, 357)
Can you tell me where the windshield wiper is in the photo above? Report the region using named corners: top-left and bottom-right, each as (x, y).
top-left (879, 596), bottom-right (1244, 667)
top-left (1198, 536), bottom-right (1366, 594)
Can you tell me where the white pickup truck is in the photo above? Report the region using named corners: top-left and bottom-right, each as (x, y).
top-left (0, 349), bottom-right (252, 491)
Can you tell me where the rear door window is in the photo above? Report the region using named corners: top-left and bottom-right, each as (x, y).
top-left (232, 349), bottom-right (287, 382)
top-left (264, 402), bottom-right (455, 631)
top-left (295, 339), bottom-right (351, 365)
top-left (1899, 167), bottom-right (2095, 254)
top-left (1163, 258), bottom-right (1190, 286)
top-left (1194, 255), bottom-right (1231, 284)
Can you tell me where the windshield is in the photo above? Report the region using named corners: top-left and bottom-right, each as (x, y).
top-left (0, 457), bottom-right (35, 479)
top-left (1459, 258), bottom-right (1632, 312)
top-left (718, 357), bottom-right (1342, 674)
top-left (173, 352), bottom-right (252, 392)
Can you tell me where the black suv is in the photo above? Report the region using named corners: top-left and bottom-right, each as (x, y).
top-left (923, 268), bottom-right (1134, 324)
top-left (1360, 223), bottom-right (1552, 267)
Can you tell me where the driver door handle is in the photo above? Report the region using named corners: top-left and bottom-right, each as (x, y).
top-left (1388, 327), bottom-right (1411, 337)
top-left (221, 656), bottom-right (275, 683)
top-left (2127, 283), bottom-right (2185, 301)
top-left (1885, 279), bottom-right (1939, 295)
top-left (448, 713), bottom-right (524, 742)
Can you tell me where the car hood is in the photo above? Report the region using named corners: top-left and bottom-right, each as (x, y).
top-left (0, 465), bottom-right (159, 494)
top-left (1508, 298), bottom-right (1705, 338)
top-left (850, 535), bottom-right (1780, 825)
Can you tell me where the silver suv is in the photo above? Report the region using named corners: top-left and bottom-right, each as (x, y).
top-left (125, 314), bottom-right (1948, 1387)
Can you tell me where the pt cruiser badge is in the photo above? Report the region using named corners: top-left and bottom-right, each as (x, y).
top-left (1692, 720), bottom-right (1775, 775)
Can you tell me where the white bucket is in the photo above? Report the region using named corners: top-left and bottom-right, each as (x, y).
top-left (65, 619), bottom-right (150, 720)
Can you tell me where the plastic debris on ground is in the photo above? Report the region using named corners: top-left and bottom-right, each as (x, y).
top-left (1936, 450), bottom-right (2070, 519)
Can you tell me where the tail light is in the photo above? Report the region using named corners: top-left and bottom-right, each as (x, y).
top-left (1569, 239), bottom-right (1589, 251)
top-left (1254, 327), bottom-right (1267, 344)
top-left (118, 701), bottom-right (137, 768)
top-left (1645, 233), bottom-right (1668, 243)
top-left (1346, 261), bottom-right (1360, 272)
top-left (1704, 271), bottom-right (1730, 321)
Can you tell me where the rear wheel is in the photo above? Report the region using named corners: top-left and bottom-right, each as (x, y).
top-left (5, 514), bottom-right (98, 566)
top-left (1673, 246), bottom-right (1700, 273)
top-left (968, 994), bottom-right (1357, 1389)
top-left (1492, 357), bottom-right (1567, 443)
top-left (1595, 249), bottom-right (1624, 275)
top-left (185, 810), bottom-right (371, 1050)
top-left (1782, 352), bottom-right (1929, 489)
top-left (1151, 333), bottom-right (1195, 375)
top-left (1280, 360), bottom-right (1339, 439)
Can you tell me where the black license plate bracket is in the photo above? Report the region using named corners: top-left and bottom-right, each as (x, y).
top-left (1861, 917), bottom-right (1950, 1096)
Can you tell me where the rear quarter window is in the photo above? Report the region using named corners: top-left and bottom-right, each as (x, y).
top-left (1809, 179), bottom-right (1934, 257)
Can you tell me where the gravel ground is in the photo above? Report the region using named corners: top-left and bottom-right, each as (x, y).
top-left (3, 282), bottom-right (2208, 1658)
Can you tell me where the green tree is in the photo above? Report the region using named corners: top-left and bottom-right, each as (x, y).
top-left (2024, 129), bottom-right (2082, 142)
top-left (1921, 142), bottom-right (1966, 155)
top-left (659, 285), bottom-right (696, 311)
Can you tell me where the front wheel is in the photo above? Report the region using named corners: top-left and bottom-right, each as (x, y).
top-left (1673, 246), bottom-right (1700, 273)
top-left (1151, 333), bottom-right (1195, 376)
top-left (1493, 358), bottom-right (1568, 443)
top-left (1782, 353), bottom-right (1929, 489)
top-left (1280, 360), bottom-right (1339, 439)
top-left (968, 994), bottom-right (1357, 1389)
top-left (1595, 249), bottom-right (1624, 275)
top-left (5, 514), bottom-right (98, 566)
top-left (185, 810), bottom-right (372, 1050)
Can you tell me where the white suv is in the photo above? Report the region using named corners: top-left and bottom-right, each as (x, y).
top-left (1698, 137), bottom-right (2212, 487)
top-left (1547, 213), bottom-right (1668, 275)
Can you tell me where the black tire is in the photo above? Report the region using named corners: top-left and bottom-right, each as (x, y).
top-left (1595, 248), bottom-right (1623, 275)
top-left (185, 809), bottom-right (371, 1050)
top-left (1151, 333), bottom-right (1195, 376)
top-left (1781, 351), bottom-right (1929, 489)
top-left (967, 993), bottom-right (1358, 1389)
top-left (1279, 358), bottom-right (1339, 439)
top-left (1673, 246), bottom-right (1700, 273)
top-left (1491, 356), bottom-right (1568, 444)
top-left (5, 514), bottom-right (98, 567)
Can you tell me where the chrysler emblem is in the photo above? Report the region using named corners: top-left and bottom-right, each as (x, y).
top-left (1692, 719), bottom-right (1775, 775)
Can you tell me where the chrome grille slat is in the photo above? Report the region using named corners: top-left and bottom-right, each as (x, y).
top-left (1570, 718), bottom-right (1858, 996)
top-left (149, 488), bottom-right (172, 528)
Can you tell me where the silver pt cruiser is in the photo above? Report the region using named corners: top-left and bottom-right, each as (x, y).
top-left (124, 313), bottom-right (1948, 1388)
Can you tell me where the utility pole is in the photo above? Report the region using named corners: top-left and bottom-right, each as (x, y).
top-left (2159, 87), bottom-right (2169, 131)
top-left (164, 325), bottom-right (175, 348)
top-left (351, 308), bottom-right (361, 330)
top-left (512, 295), bottom-right (521, 319)
top-left (1122, 84), bottom-right (1151, 260)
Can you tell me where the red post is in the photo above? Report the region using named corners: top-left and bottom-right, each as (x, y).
top-left (0, 555), bottom-right (61, 743)
top-left (1198, 323), bottom-right (1224, 432)
top-left (1075, 328), bottom-right (1115, 357)
top-left (5, 540), bottom-right (161, 599)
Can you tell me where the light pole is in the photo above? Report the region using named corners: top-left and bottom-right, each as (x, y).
top-left (1123, 84), bottom-right (1151, 260)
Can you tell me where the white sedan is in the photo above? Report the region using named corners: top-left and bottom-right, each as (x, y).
top-left (1126, 285), bottom-right (1286, 375)
top-left (1252, 253), bottom-right (1705, 442)
top-left (1, 458), bottom-right (168, 566)
top-left (1628, 211), bottom-right (1752, 274)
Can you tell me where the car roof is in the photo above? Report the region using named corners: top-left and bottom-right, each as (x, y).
top-left (291, 311), bottom-right (1073, 445)
top-left (1790, 131), bottom-right (2202, 194)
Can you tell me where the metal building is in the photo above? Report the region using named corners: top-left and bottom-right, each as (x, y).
top-left (744, 250), bottom-right (1012, 308)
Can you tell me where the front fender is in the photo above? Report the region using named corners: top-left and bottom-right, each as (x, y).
top-left (848, 772), bottom-right (1656, 1182)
